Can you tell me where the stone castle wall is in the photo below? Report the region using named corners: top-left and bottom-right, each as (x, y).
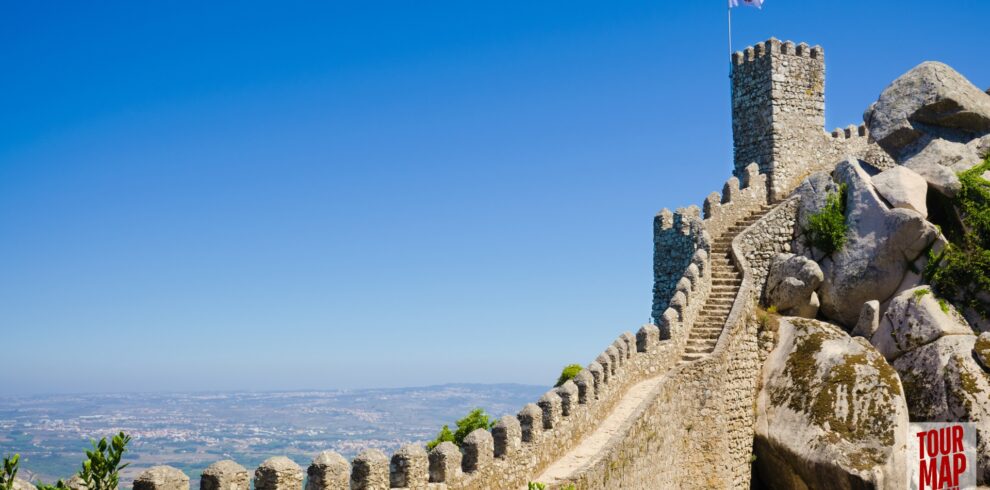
top-left (653, 163), bottom-right (768, 324)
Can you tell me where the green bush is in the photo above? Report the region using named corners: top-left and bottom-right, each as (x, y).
top-left (555, 364), bottom-right (583, 387)
top-left (426, 408), bottom-right (497, 449)
top-left (928, 158), bottom-right (990, 320)
top-left (2, 454), bottom-right (19, 490)
top-left (527, 483), bottom-right (546, 490)
top-left (805, 184), bottom-right (848, 255)
top-left (2, 432), bottom-right (131, 490)
top-left (79, 432), bottom-right (131, 490)
top-left (425, 425), bottom-right (455, 450)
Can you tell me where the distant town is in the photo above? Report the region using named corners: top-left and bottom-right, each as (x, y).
top-left (0, 384), bottom-right (544, 488)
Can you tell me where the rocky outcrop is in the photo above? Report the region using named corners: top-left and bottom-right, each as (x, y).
top-left (755, 318), bottom-right (907, 489)
top-left (816, 160), bottom-right (939, 327)
top-left (892, 334), bottom-right (990, 482)
top-left (765, 253), bottom-right (822, 318)
top-left (870, 287), bottom-right (972, 361)
top-left (864, 61), bottom-right (990, 158)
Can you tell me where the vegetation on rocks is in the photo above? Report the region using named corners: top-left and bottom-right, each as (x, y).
top-left (555, 364), bottom-right (583, 387)
top-left (927, 158), bottom-right (990, 319)
top-left (426, 408), bottom-right (497, 450)
top-left (804, 184), bottom-right (849, 255)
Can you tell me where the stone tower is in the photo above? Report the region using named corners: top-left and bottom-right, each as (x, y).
top-left (731, 38), bottom-right (826, 200)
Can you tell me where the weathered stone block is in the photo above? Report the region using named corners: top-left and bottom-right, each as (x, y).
top-left (350, 450), bottom-right (388, 490)
top-left (389, 444), bottom-right (428, 489)
top-left (637, 324), bottom-right (660, 352)
top-left (517, 403), bottom-right (543, 442)
top-left (201, 461), bottom-right (249, 490)
top-left (621, 332), bottom-right (636, 358)
top-left (595, 354), bottom-right (611, 383)
top-left (669, 291), bottom-right (688, 320)
top-left (492, 415), bottom-right (521, 458)
top-left (538, 390), bottom-right (563, 429)
top-left (572, 369), bottom-right (594, 403)
top-left (587, 361), bottom-right (604, 396)
top-left (254, 458), bottom-right (302, 490)
top-left (461, 429), bottom-right (493, 473)
top-left (605, 345), bottom-right (620, 373)
top-left (611, 339), bottom-right (626, 366)
top-left (556, 380), bottom-right (579, 416)
top-left (134, 466), bottom-right (189, 490)
top-left (427, 442), bottom-right (461, 483)
top-left (306, 452), bottom-right (349, 490)
top-left (657, 308), bottom-right (679, 340)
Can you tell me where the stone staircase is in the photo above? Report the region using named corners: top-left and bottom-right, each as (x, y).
top-left (680, 204), bottom-right (773, 364)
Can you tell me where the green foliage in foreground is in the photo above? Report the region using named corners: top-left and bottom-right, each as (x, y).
top-left (2, 432), bottom-right (131, 490)
top-left (927, 158), bottom-right (990, 320)
top-left (426, 408), bottom-right (497, 450)
top-left (2, 454), bottom-right (19, 490)
top-left (79, 432), bottom-right (131, 490)
top-left (805, 183), bottom-right (849, 255)
top-left (555, 364), bottom-right (583, 387)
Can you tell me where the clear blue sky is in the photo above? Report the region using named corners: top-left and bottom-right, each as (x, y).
top-left (1, 1), bottom-right (987, 395)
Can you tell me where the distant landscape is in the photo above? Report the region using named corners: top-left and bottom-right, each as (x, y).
top-left (0, 384), bottom-right (545, 488)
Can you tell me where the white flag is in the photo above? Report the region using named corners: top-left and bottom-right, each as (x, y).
top-left (729, 0), bottom-right (764, 8)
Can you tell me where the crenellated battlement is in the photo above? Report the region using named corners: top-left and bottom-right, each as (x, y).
top-left (653, 163), bottom-right (768, 324)
top-left (731, 39), bottom-right (823, 66)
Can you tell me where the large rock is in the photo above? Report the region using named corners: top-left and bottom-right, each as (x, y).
top-left (817, 159), bottom-right (939, 327)
top-left (870, 287), bottom-right (972, 361)
top-left (870, 165), bottom-right (928, 217)
top-left (893, 334), bottom-right (990, 483)
top-left (765, 253), bottom-right (823, 317)
top-left (900, 138), bottom-right (981, 197)
top-left (865, 61), bottom-right (990, 157)
top-left (755, 318), bottom-right (908, 489)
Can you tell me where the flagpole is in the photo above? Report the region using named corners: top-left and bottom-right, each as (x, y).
top-left (727, 4), bottom-right (733, 77)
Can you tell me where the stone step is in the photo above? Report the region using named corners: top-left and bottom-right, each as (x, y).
top-left (684, 347), bottom-right (713, 355)
top-left (712, 281), bottom-right (742, 287)
top-left (688, 334), bottom-right (719, 342)
top-left (698, 313), bottom-right (730, 319)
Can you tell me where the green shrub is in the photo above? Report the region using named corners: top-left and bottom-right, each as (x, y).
top-left (527, 483), bottom-right (547, 490)
top-left (426, 408), bottom-right (497, 449)
top-left (555, 364), bottom-right (583, 387)
top-left (425, 425), bottom-right (455, 450)
top-left (3, 432), bottom-right (131, 490)
top-left (805, 184), bottom-right (849, 255)
top-left (928, 158), bottom-right (990, 320)
top-left (2, 454), bottom-right (19, 490)
top-left (79, 432), bottom-right (131, 490)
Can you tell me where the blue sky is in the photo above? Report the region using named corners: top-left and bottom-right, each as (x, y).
top-left (1, 1), bottom-right (987, 394)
